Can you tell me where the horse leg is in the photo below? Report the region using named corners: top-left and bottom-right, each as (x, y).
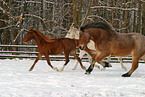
top-left (88, 54), bottom-right (100, 69)
top-left (29, 53), bottom-right (42, 71)
top-left (85, 52), bottom-right (110, 74)
top-left (96, 52), bottom-right (112, 68)
top-left (45, 54), bottom-right (59, 71)
top-left (102, 55), bottom-right (112, 69)
top-left (107, 55), bottom-right (111, 62)
top-left (122, 57), bottom-right (140, 77)
top-left (85, 59), bottom-right (95, 74)
top-left (84, 47), bottom-right (101, 69)
top-left (107, 56), bottom-right (126, 70)
top-left (96, 52), bottom-right (112, 71)
top-left (118, 57), bottom-right (127, 71)
top-left (72, 50), bottom-right (86, 70)
top-left (141, 55), bottom-right (145, 62)
top-left (59, 53), bottom-right (70, 72)
top-left (74, 54), bottom-right (86, 70)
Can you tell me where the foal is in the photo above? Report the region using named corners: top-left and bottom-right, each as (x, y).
top-left (23, 29), bottom-right (86, 72)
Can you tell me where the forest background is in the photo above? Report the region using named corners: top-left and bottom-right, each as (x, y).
top-left (0, 0), bottom-right (145, 46)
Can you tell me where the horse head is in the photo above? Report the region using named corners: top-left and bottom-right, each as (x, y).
top-left (66, 27), bottom-right (79, 39)
top-left (23, 29), bottom-right (34, 42)
top-left (79, 31), bottom-right (91, 50)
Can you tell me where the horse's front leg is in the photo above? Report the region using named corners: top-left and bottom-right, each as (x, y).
top-left (74, 54), bottom-right (86, 70)
top-left (89, 55), bottom-right (100, 69)
top-left (45, 54), bottom-right (59, 72)
top-left (72, 50), bottom-right (86, 70)
top-left (118, 57), bottom-right (127, 71)
top-left (29, 53), bottom-right (42, 71)
top-left (96, 52), bottom-right (110, 68)
top-left (85, 59), bottom-right (95, 74)
top-left (85, 52), bottom-right (109, 74)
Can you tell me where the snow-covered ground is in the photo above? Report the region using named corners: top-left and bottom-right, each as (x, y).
top-left (0, 59), bottom-right (145, 97)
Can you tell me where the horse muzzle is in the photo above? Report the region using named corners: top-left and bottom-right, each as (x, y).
top-left (79, 46), bottom-right (85, 50)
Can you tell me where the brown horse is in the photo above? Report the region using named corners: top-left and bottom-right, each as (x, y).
top-left (79, 22), bottom-right (145, 77)
top-left (23, 29), bottom-right (86, 72)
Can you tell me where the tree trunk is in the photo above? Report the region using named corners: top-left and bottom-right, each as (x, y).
top-left (81, 0), bottom-right (92, 26)
top-left (137, 0), bottom-right (142, 33)
top-left (142, 1), bottom-right (145, 35)
top-left (72, 0), bottom-right (77, 28)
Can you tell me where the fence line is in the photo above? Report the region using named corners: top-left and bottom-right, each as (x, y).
top-left (0, 45), bottom-right (144, 63)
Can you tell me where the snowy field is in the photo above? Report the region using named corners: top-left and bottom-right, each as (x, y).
top-left (0, 59), bottom-right (145, 97)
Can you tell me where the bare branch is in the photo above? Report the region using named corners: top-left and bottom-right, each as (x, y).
top-left (81, 0), bottom-right (92, 27)
top-left (0, 25), bottom-right (16, 30)
top-left (24, 14), bottom-right (46, 29)
top-left (91, 6), bottom-right (138, 11)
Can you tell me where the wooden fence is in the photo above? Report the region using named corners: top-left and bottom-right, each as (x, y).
top-left (0, 45), bottom-right (144, 63)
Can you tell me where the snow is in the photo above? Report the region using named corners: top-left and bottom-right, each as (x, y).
top-left (0, 59), bottom-right (145, 97)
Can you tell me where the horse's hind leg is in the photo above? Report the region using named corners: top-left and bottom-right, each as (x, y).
top-left (29, 53), bottom-right (42, 71)
top-left (59, 52), bottom-right (70, 72)
top-left (45, 54), bottom-right (59, 71)
top-left (118, 57), bottom-right (127, 71)
top-left (122, 57), bottom-right (140, 77)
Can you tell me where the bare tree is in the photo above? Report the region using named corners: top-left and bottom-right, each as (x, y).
top-left (0, 0), bottom-right (144, 48)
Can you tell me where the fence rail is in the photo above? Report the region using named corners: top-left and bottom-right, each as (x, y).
top-left (0, 45), bottom-right (144, 63)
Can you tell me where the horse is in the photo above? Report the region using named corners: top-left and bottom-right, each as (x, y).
top-left (66, 27), bottom-right (126, 70)
top-left (23, 29), bottom-right (86, 72)
top-left (66, 27), bottom-right (99, 70)
top-left (79, 22), bottom-right (145, 77)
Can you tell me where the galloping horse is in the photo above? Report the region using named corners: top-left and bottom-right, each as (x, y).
top-left (23, 29), bottom-right (86, 72)
top-left (79, 22), bottom-right (145, 77)
top-left (66, 27), bottom-right (126, 70)
top-left (66, 27), bottom-right (99, 70)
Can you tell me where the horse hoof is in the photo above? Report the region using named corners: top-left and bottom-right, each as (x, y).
top-left (72, 67), bottom-right (77, 70)
top-left (53, 67), bottom-right (59, 72)
top-left (104, 62), bottom-right (112, 67)
top-left (94, 65), bottom-right (100, 69)
top-left (83, 66), bottom-right (86, 70)
top-left (72, 68), bottom-right (76, 70)
top-left (59, 70), bottom-right (63, 72)
top-left (85, 71), bottom-right (91, 75)
top-left (122, 73), bottom-right (131, 77)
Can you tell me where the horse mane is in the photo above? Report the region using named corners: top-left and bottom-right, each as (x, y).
top-left (80, 22), bottom-right (115, 33)
top-left (46, 36), bottom-right (53, 40)
top-left (33, 30), bottom-right (54, 42)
